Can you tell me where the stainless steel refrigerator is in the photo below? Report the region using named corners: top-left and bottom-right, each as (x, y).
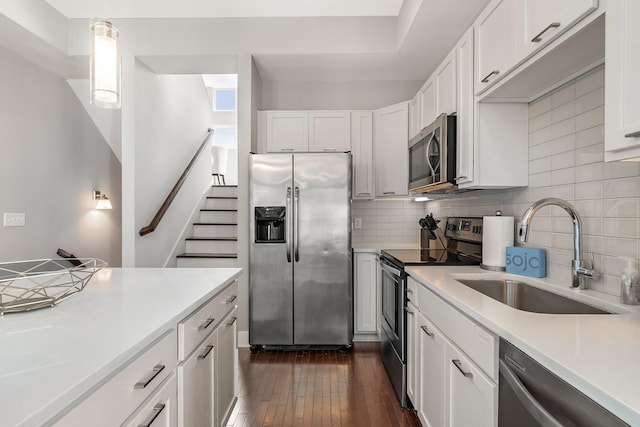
top-left (249, 153), bottom-right (352, 348)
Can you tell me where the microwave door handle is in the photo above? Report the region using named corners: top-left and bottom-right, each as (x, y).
top-left (499, 360), bottom-right (563, 427)
top-left (425, 132), bottom-right (437, 179)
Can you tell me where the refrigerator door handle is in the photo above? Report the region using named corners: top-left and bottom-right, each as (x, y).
top-left (294, 186), bottom-right (300, 262)
top-left (286, 187), bottom-right (292, 262)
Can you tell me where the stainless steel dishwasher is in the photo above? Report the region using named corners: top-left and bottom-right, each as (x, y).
top-left (499, 338), bottom-right (629, 426)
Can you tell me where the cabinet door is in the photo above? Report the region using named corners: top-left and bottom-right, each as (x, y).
top-left (409, 92), bottom-right (421, 139)
top-left (605, 0), bottom-right (640, 160)
top-left (351, 111), bottom-right (374, 199)
top-left (456, 28), bottom-right (474, 186)
top-left (123, 374), bottom-right (178, 427)
top-left (354, 253), bottom-right (378, 334)
top-left (216, 308), bottom-right (238, 427)
top-left (522, 0), bottom-right (597, 57)
top-left (475, 0), bottom-right (521, 94)
top-left (266, 111), bottom-right (309, 152)
top-left (308, 111), bottom-right (351, 152)
top-left (178, 331), bottom-right (216, 427)
top-left (373, 102), bottom-right (409, 197)
top-left (436, 51), bottom-right (457, 116)
top-left (405, 301), bottom-right (418, 407)
top-left (417, 313), bottom-right (446, 427)
top-left (446, 343), bottom-right (497, 427)
top-left (419, 79), bottom-right (437, 129)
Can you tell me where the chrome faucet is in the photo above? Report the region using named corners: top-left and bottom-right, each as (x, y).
top-left (519, 198), bottom-right (595, 289)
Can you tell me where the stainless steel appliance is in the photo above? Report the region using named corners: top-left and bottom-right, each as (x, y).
top-left (380, 216), bottom-right (483, 407)
top-left (499, 338), bottom-right (628, 426)
top-left (249, 153), bottom-right (352, 349)
top-left (408, 113), bottom-right (457, 193)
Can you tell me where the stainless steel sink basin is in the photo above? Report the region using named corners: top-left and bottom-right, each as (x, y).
top-left (457, 279), bottom-right (613, 314)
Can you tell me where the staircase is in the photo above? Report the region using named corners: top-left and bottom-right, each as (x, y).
top-left (176, 185), bottom-right (239, 267)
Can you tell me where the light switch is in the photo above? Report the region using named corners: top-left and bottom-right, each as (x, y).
top-left (4, 213), bottom-right (26, 227)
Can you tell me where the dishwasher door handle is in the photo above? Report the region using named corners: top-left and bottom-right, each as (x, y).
top-left (499, 359), bottom-right (563, 427)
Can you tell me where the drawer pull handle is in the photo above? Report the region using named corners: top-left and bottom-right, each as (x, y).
top-left (481, 70), bottom-right (500, 83)
top-left (383, 191), bottom-right (395, 195)
top-left (226, 295), bottom-right (237, 304)
top-left (356, 192), bottom-right (371, 196)
top-left (421, 325), bottom-right (434, 337)
top-left (405, 288), bottom-right (414, 294)
top-left (405, 307), bottom-right (414, 315)
top-left (198, 345), bottom-right (214, 360)
top-left (226, 316), bottom-right (238, 327)
top-left (323, 148), bottom-right (337, 151)
top-left (452, 359), bottom-right (473, 378)
top-left (280, 148), bottom-right (294, 151)
top-left (198, 317), bottom-right (215, 331)
top-left (531, 22), bottom-right (560, 42)
top-left (625, 130), bottom-right (640, 138)
top-left (138, 403), bottom-right (166, 427)
top-left (134, 364), bottom-right (165, 389)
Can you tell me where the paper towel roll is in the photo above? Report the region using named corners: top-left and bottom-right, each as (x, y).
top-left (481, 215), bottom-right (515, 271)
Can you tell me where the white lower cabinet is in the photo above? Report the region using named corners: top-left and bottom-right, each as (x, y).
top-left (353, 252), bottom-right (379, 339)
top-left (216, 308), bottom-right (239, 427)
top-left (405, 300), bottom-right (418, 406)
top-left (123, 374), bottom-right (178, 427)
top-left (408, 277), bottom-right (498, 427)
top-left (178, 331), bottom-right (216, 427)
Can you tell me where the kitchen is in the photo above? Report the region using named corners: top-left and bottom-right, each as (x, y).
top-left (2, 0), bottom-right (640, 426)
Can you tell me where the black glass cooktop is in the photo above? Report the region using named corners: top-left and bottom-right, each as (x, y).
top-left (381, 248), bottom-right (481, 268)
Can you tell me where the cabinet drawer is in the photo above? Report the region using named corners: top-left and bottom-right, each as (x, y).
top-left (416, 282), bottom-right (497, 380)
top-left (178, 280), bottom-right (238, 360)
top-left (54, 329), bottom-right (178, 427)
top-left (122, 373), bottom-right (178, 427)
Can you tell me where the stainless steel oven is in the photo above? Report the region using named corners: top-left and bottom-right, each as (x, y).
top-left (379, 256), bottom-right (407, 407)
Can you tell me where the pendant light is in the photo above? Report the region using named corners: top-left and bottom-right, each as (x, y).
top-left (90, 19), bottom-right (121, 109)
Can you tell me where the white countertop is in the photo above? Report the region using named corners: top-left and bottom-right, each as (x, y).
top-left (352, 242), bottom-right (420, 252)
top-left (406, 265), bottom-right (640, 425)
top-left (0, 267), bottom-right (242, 427)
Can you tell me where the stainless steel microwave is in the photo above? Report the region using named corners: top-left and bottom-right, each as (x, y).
top-left (408, 113), bottom-right (457, 193)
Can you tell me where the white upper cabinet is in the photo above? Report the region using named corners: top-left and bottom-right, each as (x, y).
top-left (351, 111), bottom-right (374, 199)
top-left (374, 101), bottom-right (409, 197)
top-left (409, 93), bottom-right (421, 140)
top-left (456, 28), bottom-right (474, 186)
top-left (308, 111), bottom-right (351, 152)
top-left (475, 0), bottom-right (522, 94)
top-left (435, 51), bottom-right (457, 116)
top-left (521, 0), bottom-right (597, 57)
top-left (605, 0), bottom-right (640, 161)
top-left (419, 78), bottom-right (437, 129)
top-left (265, 111), bottom-right (309, 152)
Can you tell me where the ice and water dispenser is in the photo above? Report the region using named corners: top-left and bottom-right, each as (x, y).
top-left (254, 207), bottom-right (286, 243)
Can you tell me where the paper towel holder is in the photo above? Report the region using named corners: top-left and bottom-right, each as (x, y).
top-left (480, 210), bottom-right (514, 272)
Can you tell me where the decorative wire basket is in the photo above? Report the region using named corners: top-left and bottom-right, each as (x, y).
top-left (0, 258), bottom-right (107, 315)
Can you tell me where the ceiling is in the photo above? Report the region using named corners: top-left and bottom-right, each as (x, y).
top-left (43, 0), bottom-right (404, 18)
top-left (25, 1), bottom-right (491, 83)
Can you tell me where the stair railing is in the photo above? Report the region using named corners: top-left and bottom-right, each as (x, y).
top-left (139, 128), bottom-right (214, 236)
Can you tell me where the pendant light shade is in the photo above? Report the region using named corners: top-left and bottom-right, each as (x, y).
top-left (90, 19), bottom-right (121, 109)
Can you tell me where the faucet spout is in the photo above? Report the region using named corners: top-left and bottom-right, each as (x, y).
top-left (519, 198), bottom-right (594, 289)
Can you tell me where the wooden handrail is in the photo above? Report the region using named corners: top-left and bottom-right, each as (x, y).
top-left (139, 128), bottom-right (214, 236)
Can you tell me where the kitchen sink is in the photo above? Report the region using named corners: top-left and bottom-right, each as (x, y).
top-left (456, 279), bottom-right (614, 314)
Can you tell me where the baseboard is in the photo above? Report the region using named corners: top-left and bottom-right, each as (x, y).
top-left (353, 333), bottom-right (380, 342)
top-left (238, 330), bottom-right (249, 348)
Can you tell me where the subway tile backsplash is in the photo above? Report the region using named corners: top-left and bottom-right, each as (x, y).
top-left (422, 66), bottom-right (639, 298)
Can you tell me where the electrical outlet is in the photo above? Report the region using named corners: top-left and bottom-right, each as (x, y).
top-left (354, 217), bottom-right (362, 229)
top-left (4, 213), bottom-right (26, 227)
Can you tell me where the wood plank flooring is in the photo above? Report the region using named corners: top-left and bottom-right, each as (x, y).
top-left (226, 343), bottom-right (421, 427)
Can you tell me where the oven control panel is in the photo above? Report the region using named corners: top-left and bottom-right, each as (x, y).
top-left (445, 217), bottom-right (483, 243)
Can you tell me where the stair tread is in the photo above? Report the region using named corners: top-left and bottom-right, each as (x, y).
top-left (185, 237), bottom-right (238, 241)
top-left (200, 209), bottom-right (238, 212)
top-left (177, 252), bottom-right (238, 258)
top-left (193, 222), bottom-right (237, 226)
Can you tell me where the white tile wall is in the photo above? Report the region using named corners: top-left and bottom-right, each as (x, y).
top-left (352, 199), bottom-right (424, 244)
top-left (422, 66), bottom-right (640, 297)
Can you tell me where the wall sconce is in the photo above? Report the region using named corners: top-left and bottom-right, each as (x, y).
top-left (93, 191), bottom-right (113, 210)
top-left (90, 19), bottom-right (121, 109)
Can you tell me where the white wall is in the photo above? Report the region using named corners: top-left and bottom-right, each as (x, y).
top-left (261, 80), bottom-right (422, 110)
top-left (352, 199), bottom-right (425, 245)
top-left (134, 62), bottom-right (214, 266)
top-left (0, 46), bottom-right (121, 265)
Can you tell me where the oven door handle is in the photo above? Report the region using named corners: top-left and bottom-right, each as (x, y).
top-left (380, 258), bottom-right (402, 278)
top-left (499, 359), bottom-right (563, 427)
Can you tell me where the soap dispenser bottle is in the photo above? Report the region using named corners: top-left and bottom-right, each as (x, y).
top-left (620, 258), bottom-right (640, 305)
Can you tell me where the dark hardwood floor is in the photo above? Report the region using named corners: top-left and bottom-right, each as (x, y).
top-left (226, 342), bottom-right (421, 427)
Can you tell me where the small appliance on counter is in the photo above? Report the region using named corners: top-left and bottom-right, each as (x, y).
top-left (379, 216), bottom-right (483, 407)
